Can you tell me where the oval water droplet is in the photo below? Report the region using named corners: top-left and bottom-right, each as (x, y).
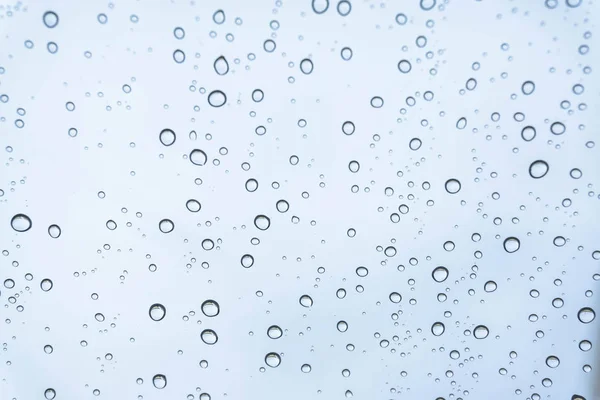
top-left (158, 219), bottom-right (174, 233)
top-left (301, 363), bottom-right (312, 373)
top-left (212, 9), bottom-right (225, 24)
top-left (201, 329), bottom-right (218, 344)
top-left (152, 374), bottom-right (167, 389)
top-left (208, 90), bottom-right (227, 107)
top-left (484, 281), bottom-right (497, 292)
top-left (342, 121), bottom-right (355, 135)
top-left (431, 322), bottom-right (445, 336)
top-left (456, 117), bottom-right (467, 130)
top-left (173, 49), bottom-right (186, 63)
top-left (529, 160), bottom-right (549, 179)
top-left (149, 303), bottom-right (166, 321)
top-left (300, 58), bottom-right (314, 74)
top-left (214, 56), bottom-right (229, 76)
top-left (389, 292), bottom-right (402, 303)
top-left (337, 320), bottom-right (348, 332)
top-left (546, 355), bottom-right (560, 368)
top-left (578, 307), bottom-right (595, 324)
top-left (11, 214), bottom-right (32, 232)
top-left (40, 279), bottom-right (53, 292)
top-left (252, 89), bottom-right (264, 102)
top-left (398, 59), bottom-right (412, 73)
top-left (201, 300), bottom-right (220, 317)
top-left (43, 11), bottom-right (59, 28)
top-left (521, 126), bottom-right (536, 141)
top-left (190, 149), bottom-right (208, 166)
top-left (473, 325), bottom-right (489, 339)
top-left (312, 0), bottom-right (329, 14)
top-left (550, 121), bottom-right (566, 135)
top-left (48, 224), bottom-right (61, 238)
top-left (159, 129), bottom-right (176, 146)
top-left (186, 199), bottom-right (201, 212)
top-left (245, 178), bottom-right (258, 192)
top-left (521, 81), bottom-right (535, 95)
top-left (241, 254), bottom-right (254, 268)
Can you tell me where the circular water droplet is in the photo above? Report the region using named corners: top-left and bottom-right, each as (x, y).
top-left (152, 374), bottom-right (167, 389)
top-left (521, 81), bottom-right (535, 95)
top-left (202, 238), bottom-right (215, 250)
top-left (173, 27), bottom-right (185, 39)
top-left (348, 160), bottom-right (360, 173)
top-left (190, 149), bottom-right (208, 166)
top-left (40, 279), bottom-right (53, 292)
top-left (149, 303), bottom-right (166, 321)
top-left (201, 300), bottom-right (220, 317)
top-left (44, 344), bottom-right (53, 354)
top-left (550, 122), bottom-right (566, 135)
top-left (312, 0), bottom-right (329, 14)
top-left (337, 320), bottom-right (348, 332)
top-left (186, 199), bottom-right (201, 212)
top-left (245, 178), bottom-right (259, 192)
top-left (159, 219), bottom-right (174, 233)
top-left (300, 58), bottom-right (314, 75)
top-left (254, 215), bottom-right (271, 231)
top-left (43, 11), bottom-right (59, 28)
top-left (570, 168), bottom-right (582, 179)
top-left (473, 325), bottom-right (489, 339)
top-left (529, 160), bottom-right (549, 179)
top-left (546, 355), bottom-right (560, 368)
top-left (208, 90), bottom-right (227, 107)
top-left (341, 47), bottom-right (353, 60)
top-left (398, 59), bottom-right (412, 73)
top-left (301, 363), bottom-right (312, 373)
top-left (395, 13), bottom-right (408, 25)
top-left (299, 295), bottom-right (313, 307)
top-left (431, 322), bottom-right (445, 336)
top-left (342, 121), bottom-right (355, 135)
top-left (252, 89), bottom-right (264, 102)
top-left (420, 0), bottom-right (436, 11)
top-left (336, 288), bottom-right (346, 299)
top-left (201, 329), bottom-right (218, 344)
top-left (241, 254), bottom-right (255, 268)
top-left (409, 138), bottom-right (422, 150)
top-left (432, 266), bottom-right (448, 283)
top-left (267, 325), bottom-right (282, 339)
top-left (276, 200), bottom-right (289, 213)
top-left (11, 214), bottom-right (32, 232)
top-left (159, 129), bottom-right (176, 146)
top-left (47, 224), bottom-right (61, 238)
top-left (370, 96), bottom-right (384, 108)
top-left (503, 237), bottom-right (520, 253)
top-left (214, 56), bottom-right (229, 76)
top-left (44, 388), bottom-right (56, 399)
top-left (389, 292), bottom-right (402, 303)
top-left (444, 179), bottom-right (461, 194)
top-left (578, 307), bottom-right (595, 324)
top-left (265, 352), bottom-right (281, 367)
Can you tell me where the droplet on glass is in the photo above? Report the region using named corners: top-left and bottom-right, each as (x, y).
top-left (44, 388), bottom-right (57, 399)
top-left (48, 224), bottom-right (61, 238)
top-left (521, 81), bottom-right (535, 95)
top-left (444, 179), bottom-right (461, 194)
top-left (299, 295), bottom-right (313, 307)
top-left (578, 307), bottom-right (595, 324)
top-left (214, 56), bottom-right (229, 76)
top-left (186, 199), bottom-right (201, 212)
top-left (208, 90), bottom-right (227, 107)
top-left (267, 325), bottom-right (283, 339)
top-left (503, 237), bottom-right (520, 253)
top-left (432, 266), bottom-right (449, 283)
top-left (300, 58), bottom-right (314, 75)
top-left (254, 215), bottom-right (271, 231)
top-left (158, 219), bottom-right (174, 233)
top-left (212, 9), bottom-right (225, 24)
top-left (152, 374), bottom-right (167, 389)
top-left (241, 254), bottom-right (255, 268)
top-left (265, 352), bottom-right (281, 367)
top-left (201, 329), bottom-right (218, 344)
top-left (159, 129), bottom-right (176, 146)
top-left (149, 303), bottom-right (166, 321)
top-left (190, 149), bottom-right (208, 166)
top-left (40, 279), bottom-right (53, 292)
top-left (201, 300), bottom-right (220, 317)
top-left (529, 160), bottom-right (549, 179)
top-left (473, 325), bottom-right (489, 339)
top-left (173, 49), bottom-right (186, 63)
top-left (43, 11), bottom-right (59, 28)
top-left (11, 214), bottom-right (32, 232)
top-left (431, 322), bottom-right (445, 336)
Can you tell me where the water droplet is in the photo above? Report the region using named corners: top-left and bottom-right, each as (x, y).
top-left (431, 322), bottom-right (445, 336)
top-left (409, 138), bottom-right (422, 151)
top-left (201, 300), bottom-right (220, 317)
top-left (159, 129), bottom-right (176, 146)
top-left (40, 279), bottom-right (53, 292)
top-left (529, 160), bottom-right (549, 179)
top-left (214, 56), bottom-right (229, 76)
top-left (578, 307), bottom-right (595, 324)
top-left (43, 11), bottom-right (59, 28)
top-left (355, 266), bottom-right (368, 277)
top-left (484, 281), bottom-right (497, 292)
top-left (208, 90), bottom-right (227, 107)
top-left (312, 0), bottom-right (329, 14)
top-left (553, 236), bottom-right (566, 247)
top-left (202, 239), bottom-right (215, 250)
top-left (299, 295), bottom-right (313, 307)
top-left (95, 313), bottom-right (105, 322)
top-left (11, 214), bottom-right (32, 232)
top-left (173, 49), bottom-right (186, 64)
top-left (341, 47), bottom-right (353, 60)
top-left (173, 27), bottom-right (185, 39)
top-left (267, 325), bottom-right (282, 339)
top-left (503, 237), bottom-right (520, 253)
top-left (337, 320), bottom-right (348, 332)
top-left (398, 60), bottom-right (412, 73)
top-left (456, 117), bottom-right (467, 130)
top-left (213, 9), bottom-right (225, 24)
top-left (152, 374), bottom-right (167, 389)
top-left (521, 126), bottom-right (536, 141)
top-left (186, 199), bottom-right (201, 212)
top-left (389, 292), bottom-right (402, 303)
top-left (149, 303), bottom-right (166, 321)
top-left (276, 200), bottom-right (289, 213)
top-left (254, 215), bottom-right (271, 231)
top-left (48, 224), bottom-right (61, 238)
top-left (44, 388), bottom-right (56, 399)
top-left (44, 344), bottom-right (53, 354)
top-left (473, 325), bottom-right (489, 339)
top-left (444, 179), bottom-right (461, 194)
top-left (241, 254), bottom-right (255, 268)
top-left (336, 288), bottom-right (346, 299)
top-left (265, 352), bottom-right (281, 367)
top-left (252, 89), bottom-right (264, 102)
top-left (300, 58), bottom-right (314, 74)
top-left (158, 219), bottom-right (174, 233)
top-left (201, 329), bottom-right (218, 344)
top-left (342, 121), bottom-right (355, 135)
top-left (348, 160), bottom-right (360, 173)
top-left (370, 96), bottom-right (384, 108)
top-left (521, 81), bottom-right (535, 95)
top-left (420, 0), bottom-right (437, 11)
top-left (432, 266), bottom-right (448, 283)
top-left (545, 355), bottom-right (560, 368)
top-left (570, 168), bottom-right (582, 179)
top-left (190, 149), bottom-right (208, 166)
top-left (550, 121), bottom-right (566, 135)
top-left (301, 363), bottom-right (312, 373)
top-left (245, 179), bottom-right (259, 192)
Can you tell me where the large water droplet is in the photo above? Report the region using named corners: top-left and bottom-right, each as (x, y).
top-left (159, 129), bottom-right (176, 146)
top-left (212, 9), bottom-right (226, 24)
top-left (40, 279), bottom-right (53, 292)
top-left (473, 325), bottom-right (489, 339)
top-left (241, 254), bottom-right (255, 268)
top-left (484, 281), bottom-right (497, 292)
top-left (158, 219), bottom-right (174, 233)
top-left (48, 224), bottom-right (61, 238)
top-left (337, 320), bottom-right (348, 332)
top-left (503, 237), bottom-right (520, 253)
top-left (267, 325), bottom-right (283, 339)
top-left (201, 300), bottom-right (220, 317)
top-left (44, 388), bottom-right (56, 399)
top-left (43, 11), bottom-right (59, 28)
top-left (301, 363), bottom-right (312, 373)
top-left (201, 329), bottom-right (218, 344)
top-left (529, 160), bottom-right (549, 179)
top-left (152, 374), bottom-right (167, 389)
top-left (265, 352), bottom-right (281, 367)
top-left (149, 303), bottom-right (166, 321)
top-left (208, 90), bottom-right (227, 107)
top-left (521, 81), bottom-right (535, 95)
top-left (431, 322), bottom-right (445, 336)
top-left (444, 179), bottom-right (461, 194)
top-left (389, 292), bottom-right (402, 303)
top-left (521, 126), bottom-right (536, 141)
top-left (312, 0), bottom-right (329, 14)
top-left (545, 355), bottom-right (560, 368)
top-left (432, 266), bottom-right (449, 283)
top-left (173, 49), bottom-right (186, 63)
top-left (186, 199), bottom-right (201, 212)
top-left (254, 215), bottom-right (271, 230)
top-left (578, 307), bottom-right (595, 324)
top-left (190, 149), bottom-right (208, 166)
top-left (299, 295), bottom-right (313, 307)
top-left (300, 58), bottom-right (314, 74)
top-left (11, 214), bottom-right (32, 232)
